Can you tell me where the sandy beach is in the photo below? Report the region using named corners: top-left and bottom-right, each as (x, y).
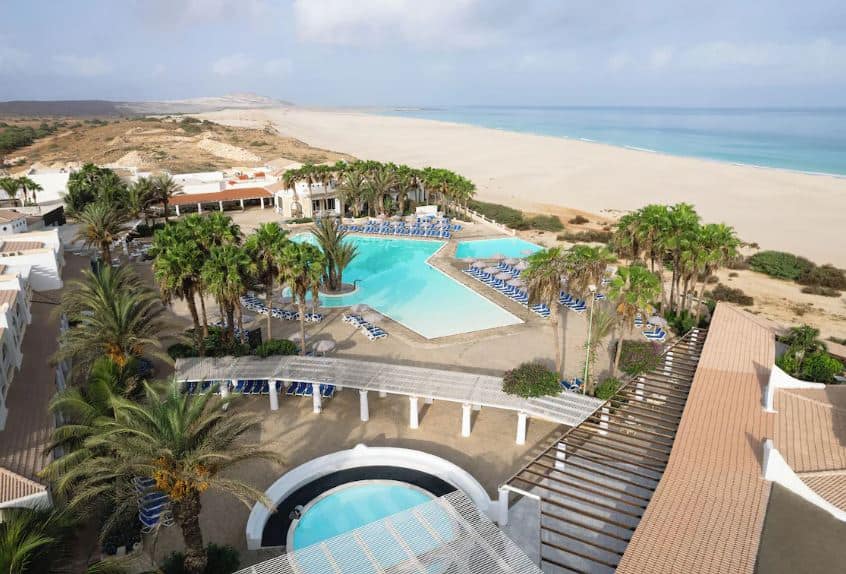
top-left (199, 107), bottom-right (846, 267)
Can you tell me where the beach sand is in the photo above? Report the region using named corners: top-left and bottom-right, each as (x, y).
top-left (199, 107), bottom-right (846, 267)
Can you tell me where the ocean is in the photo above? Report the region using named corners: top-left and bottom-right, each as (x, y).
top-left (380, 106), bottom-right (846, 177)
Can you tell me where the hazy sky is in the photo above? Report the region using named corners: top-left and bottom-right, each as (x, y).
top-left (1, 0), bottom-right (844, 107)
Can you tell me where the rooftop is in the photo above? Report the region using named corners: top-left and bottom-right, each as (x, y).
top-left (170, 187), bottom-right (272, 206)
top-left (0, 210), bottom-right (26, 223)
top-left (0, 240), bottom-right (44, 253)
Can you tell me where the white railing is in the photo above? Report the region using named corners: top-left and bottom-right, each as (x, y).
top-left (450, 203), bottom-right (516, 236)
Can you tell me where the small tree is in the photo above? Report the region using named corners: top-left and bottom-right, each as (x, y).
top-left (502, 362), bottom-right (561, 398)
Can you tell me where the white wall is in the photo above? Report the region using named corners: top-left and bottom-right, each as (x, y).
top-left (0, 218), bottom-right (27, 236)
top-left (25, 171), bottom-right (70, 204)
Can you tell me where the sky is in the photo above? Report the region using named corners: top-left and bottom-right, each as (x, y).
top-left (1, 0), bottom-right (845, 107)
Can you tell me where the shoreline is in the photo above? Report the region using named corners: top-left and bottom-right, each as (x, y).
top-left (198, 106), bottom-right (846, 266)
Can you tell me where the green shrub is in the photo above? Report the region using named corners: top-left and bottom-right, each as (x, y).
top-left (253, 339), bottom-right (299, 357)
top-left (710, 284), bottom-right (754, 306)
top-left (799, 352), bottom-right (843, 383)
top-left (665, 309), bottom-right (703, 333)
top-left (467, 200), bottom-right (526, 229)
top-left (800, 285), bottom-right (842, 297)
top-left (568, 215), bottom-right (589, 225)
top-left (131, 222), bottom-right (166, 238)
top-left (556, 230), bottom-right (613, 244)
top-left (502, 362), bottom-right (561, 398)
top-left (167, 343), bottom-right (196, 359)
top-left (161, 543), bottom-right (240, 574)
top-left (798, 264), bottom-right (846, 290)
top-left (288, 217), bottom-right (314, 224)
top-left (594, 377), bottom-right (621, 400)
top-left (618, 340), bottom-right (661, 376)
top-left (748, 250), bottom-right (815, 280)
top-left (527, 214), bottom-right (564, 231)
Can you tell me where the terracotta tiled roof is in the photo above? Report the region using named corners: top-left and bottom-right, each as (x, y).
top-left (0, 210), bottom-right (26, 223)
top-left (0, 240), bottom-right (43, 253)
top-left (617, 304), bottom-right (775, 574)
top-left (170, 187), bottom-right (271, 206)
top-left (775, 388), bottom-right (846, 473)
top-left (800, 473), bottom-right (846, 512)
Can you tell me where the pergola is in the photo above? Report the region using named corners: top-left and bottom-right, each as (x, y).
top-left (170, 187), bottom-right (273, 216)
top-left (175, 355), bottom-right (603, 443)
top-left (236, 490), bottom-right (542, 574)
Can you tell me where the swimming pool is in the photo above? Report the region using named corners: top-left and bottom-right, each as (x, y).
top-left (455, 237), bottom-right (543, 260)
top-left (290, 482), bottom-right (434, 549)
top-left (293, 235), bottom-right (521, 338)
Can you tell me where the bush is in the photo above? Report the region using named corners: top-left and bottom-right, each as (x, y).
top-left (665, 309), bottom-right (703, 333)
top-left (161, 543), bottom-right (240, 574)
top-left (131, 222), bottom-right (166, 238)
top-left (527, 214), bottom-right (564, 231)
top-left (568, 215), bottom-right (589, 225)
top-left (748, 250), bottom-right (815, 280)
top-left (556, 230), bottom-right (613, 244)
top-left (288, 217), bottom-right (314, 224)
top-left (710, 284), bottom-right (754, 306)
top-left (502, 362), bottom-right (561, 398)
top-left (705, 275), bottom-right (719, 284)
top-left (467, 200), bottom-right (526, 229)
top-left (253, 339), bottom-right (299, 357)
top-left (799, 352), bottom-right (843, 383)
top-left (800, 285), bottom-right (842, 297)
top-left (167, 343), bottom-right (196, 359)
top-left (618, 340), bottom-right (661, 376)
top-left (798, 264), bottom-right (846, 290)
top-left (594, 377), bottom-right (621, 400)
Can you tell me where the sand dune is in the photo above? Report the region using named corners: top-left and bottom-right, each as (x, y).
top-left (200, 107), bottom-right (846, 266)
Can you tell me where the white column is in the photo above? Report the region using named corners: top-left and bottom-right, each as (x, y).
top-left (197, 202), bottom-right (202, 213)
top-left (260, 197), bottom-right (265, 209)
top-left (461, 403), bottom-right (472, 437)
top-left (496, 487), bottom-right (510, 526)
top-left (359, 390), bottom-right (369, 421)
top-left (269, 380), bottom-right (279, 411)
top-left (599, 407), bottom-right (610, 436)
top-left (379, 390), bottom-right (387, 398)
top-left (218, 200), bottom-right (224, 212)
top-left (175, 204), bottom-right (181, 216)
top-left (636, 378), bottom-right (645, 401)
top-left (555, 442), bottom-right (567, 470)
top-left (311, 383), bottom-right (322, 413)
top-left (664, 351), bottom-right (673, 376)
top-left (409, 396), bottom-right (419, 429)
top-left (221, 380), bottom-right (231, 399)
top-left (516, 412), bottom-right (527, 445)
top-left (240, 198), bottom-right (245, 210)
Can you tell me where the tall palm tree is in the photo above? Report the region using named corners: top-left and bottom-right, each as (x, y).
top-left (608, 265), bottom-right (662, 373)
top-left (663, 203), bottom-right (700, 312)
top-left (55, 265), bottom-right (169, 376)
top-left (311, 218), bottom-right (357, 291)
top-left (0, 176), bottom-right (21, 206)
top-left (691, 223), bottom-right (740, 321)
top-left (127, 177), bottom-right (155, 225)
top-left (149, 173), bottom-right (181, 222)
top-left (16, 176), bottom-right (41, 205)
top-left (74, 201), bottom-right (130, 262)
top-left (245, 222), bottom-right (289, 339)
top-left (201, 244), bottom-right (254, 342)
top-left (584, 306), bottom-right (618, 392)
top-left (0, 505), bottom-right (75, 573)
top-left (367, 167), bottom-right (396, 216)
top-left (524, 248), bottom-right (568, 377)
top-left (335, 171), bottom-right (368, 217)
top-left (56, 381), bottom-right (281, 574)
top-left (278, 242), bottom-right (326, 355)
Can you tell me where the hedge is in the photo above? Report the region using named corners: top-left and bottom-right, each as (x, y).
top-left (748, 250), bottom-right (815, 280)
top-left (618, 340), bottom-right (662, 376)
top-left (502, 362), bottom-right (561, 398)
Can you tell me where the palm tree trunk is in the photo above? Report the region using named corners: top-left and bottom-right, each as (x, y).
top-left (694, 281), bottom-right (707, 324)
top-left (298, 300), bottom-right (307, 356)
top-left (265, 277), bottom-right (273, 340)
top-left (198, 290), bottom-right (209, 337)
top-left (552, 306), bottom-right (562, 377)
top-left (172, 492), bottom-right (207, 574)
top-left (236, 302), bottom-right (245, 344)
top-left (185, 291), bottom-right (203, 356)
top-left (225, 303), bottom-right (235, 343)
top-left (103, 243), bottom-right (112, 263)
top-left (614, 327), bottom-right (626, 374)
top-left (163, 198), bottom-right (169, 222)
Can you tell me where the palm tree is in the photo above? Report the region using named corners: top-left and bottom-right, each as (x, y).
top-left (524, 248), bottom-right (567, 377)
top-left (662, 203), bottom-right (700, 312)
top-left (16, 176), bottom-right (41, 205)
top-left (0, 505), bottom-right (75, 573)
top-left (0, 176), bottom-right (21, 206)
top-left (278, 242), bottom-right (326, 355)
top-left (74, 201), bottom-right (130, 262)
top-left (312, 218), bottom-right (357, 291)
top-left (394, 167), bottom-right (417, 215)
top-left (245, 222), bottom-right (289, 340)
top-left (149, 173), bottom-right (181, 222)
top-left (367, 167), bottom-right (396, 216)
top-left (201, 244), bottom-right (254, 343)
top-left (335, 171), bottom-right (368, 217)
top-left (127, 177), bottom-right (155, 225)
top-left (152, 223), bottom-right (206, 352)
top-left (57, 381), bottom-right (282, 574)
top-left (584, 307), bottom-right (618, 392)
top-left (55, 265), bottom-right (169, 376)
top-left (691, 223), bottom-right (740, 321)
top-left (608, 265), bottom-right (662, 373)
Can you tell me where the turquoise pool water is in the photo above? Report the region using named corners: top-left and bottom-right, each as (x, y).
top-left (293, 235), bottom-right (521, 338)
top-left (292, 483), bottom-right (433, 549)
top-left (455, 237), bottom-right (543, 260)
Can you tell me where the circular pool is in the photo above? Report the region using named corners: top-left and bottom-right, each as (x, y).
top-left (288, 480), bottom-right (434, 549)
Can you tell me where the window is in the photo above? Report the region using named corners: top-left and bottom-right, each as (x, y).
top-left (325, 198), bottom-right (336, 211)
top-left (311, 199), bottom-right (320, 212)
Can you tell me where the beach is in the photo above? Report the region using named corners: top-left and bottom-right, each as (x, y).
top-left (199, 107), bottom-right (846, 267)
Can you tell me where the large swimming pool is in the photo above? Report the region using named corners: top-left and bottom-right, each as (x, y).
top-left (455, 237), bottom-right (543, 260)
top-left (290, 482), bottom-right (434, 550)
top-left (293, 235), bottom-right (521, 338)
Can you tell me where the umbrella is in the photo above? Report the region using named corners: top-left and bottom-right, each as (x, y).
top-left (350, 303), bottom-right (370, 313)
top-left (514, 261), bottom-right (529, 271)
top-left (507, 278), bottom-right (524, 287)
top-left (648, 315), bottom-right (669, 327)
top-left (483, 266), bottom-right (499, 275)
top-left (495, 272), bottom-right (512, 280)
top-left (313, 339), bottom-right (336, 354)
top-left (470, 261), bottom-right (487, 269)
top-left (489, 253), bottom-right (505, 260)
top-left (504, 258), bottom-right (519, 265)
top-left (363, 311), bottom-right (383, 323)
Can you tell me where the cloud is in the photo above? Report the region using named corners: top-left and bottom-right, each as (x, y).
top-left (292, 0), bottom-right (504, 48)
top-left (53, 55), bottom-right (112, 77)
top-left (607, 52), bottom-right (630, 72)
top-left (212, 53), bottom-right (253, 76)
top-left (263, 58), bottom-right (292, 76)
top-left (648, 48), bottom-right (673, 70)
top-left (0, 36), bottom-right (29, 74)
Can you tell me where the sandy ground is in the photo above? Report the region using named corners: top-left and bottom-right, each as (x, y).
top-left (198, 107), bottom-right (846, 267)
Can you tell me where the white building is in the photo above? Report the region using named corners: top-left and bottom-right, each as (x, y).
top-left (272, 180), bottom-right (342, 219)
top-left (19, 167), bottom-right (71, 204)
top-left (0, 270), bottom-right (31, 432)
top-left (0, 229), bottom-right (64, 291)
top-left (0, 211), bottom-right (28, 235)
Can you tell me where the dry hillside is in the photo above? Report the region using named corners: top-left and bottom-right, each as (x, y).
top-left (4, 115), bottom-right (351, 173)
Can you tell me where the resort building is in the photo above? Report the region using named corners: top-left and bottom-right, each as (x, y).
top-left (0, 210), bottom-right (28, 235)
top-left (15, 166), bottom-right (71, 204)
top-left (0, 269), bottom-right (31, 431)
top-left (0, 228), bottom-right (64, 291)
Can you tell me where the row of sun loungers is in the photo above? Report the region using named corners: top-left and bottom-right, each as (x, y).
top-left (241, 295), bottom-right (324, 323)
top-left (182, 379), bottom-right (336, 399)
top-left (342, 313), bottom-right (389, 340)
top-left (338, 223), bottom-right (455, 239)
top-left (634, 314), bottom-right (668, 342)
top-left (462, 267), bottom-right (552, 318)
top-left (560, 378), bottom-right (584, 393)
top-left (285, 382), bottom-right (336, 398)
top-left (133, 476), bottom-right (173, 533)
